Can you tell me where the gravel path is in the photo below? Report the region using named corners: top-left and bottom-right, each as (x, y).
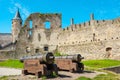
top-left (0, 67), bottom-right (21, 77)
top-left (0, 67), bottom-right (106, 80)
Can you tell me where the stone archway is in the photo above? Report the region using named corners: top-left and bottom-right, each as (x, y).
top-left (105, 47), bottom-right (112, 58)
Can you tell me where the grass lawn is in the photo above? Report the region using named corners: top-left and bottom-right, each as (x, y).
top-left (82, 59), bottom-right (120, 69)
top-left (0, 59), bottom-right (23, 68)
top-left (76, 73), bottom-right (120, 80)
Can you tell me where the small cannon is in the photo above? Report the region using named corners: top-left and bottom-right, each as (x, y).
top-left (55, 54), bottom-right (84, 73)
top-left (55, 54), bottom-right (84, 62)
top-left (20, 52), bottom-right (58, 78)
top-left (20, 52), bottom-right (54, 64)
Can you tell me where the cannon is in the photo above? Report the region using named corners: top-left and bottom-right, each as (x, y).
top-left (55, 54), bottom-right (84, 73)
top-left (20, 52), bottom-right (54, 64)
top-left (20, 52), bottom-right (58, 78)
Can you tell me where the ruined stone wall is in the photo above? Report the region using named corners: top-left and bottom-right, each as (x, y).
top-left (57, 18), bottom-right (120, 60)
top-left (16, 13), bottom-right (61, 58)
top-left (16, 12), bottom-right (120, 59)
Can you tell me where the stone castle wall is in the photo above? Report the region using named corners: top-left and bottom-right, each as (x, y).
top-left (16, 13), bottom-right (120, 59)
top-left (58, 18), bottom-right (120, 60)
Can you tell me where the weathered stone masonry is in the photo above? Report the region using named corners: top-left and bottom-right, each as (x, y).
top-left (15, 12), bottom-right (120, 60)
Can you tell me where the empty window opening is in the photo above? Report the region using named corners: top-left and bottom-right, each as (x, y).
top-left (35, 25), bottom-right (37, 28)
top-left (44, 22), bottom-right (51, 29)
top-left (44, 46), bottom-right (48, 51)
top-left (38, 33), bottom-right (41, 41)
top-left (20, 22), bottom-right (22, 25)
top-left (93, 33), bottom-right (95, 41)
top-left (28, 21), bottom-right (33, 37)
top-left (35, 49), bottom-right (39, 53)
top-left (106, 47), bottom-right (112, 51)
top-left (28, 30), bottom-right (32, 39)
top-left (29, 30), bottom-right (32, 36)
top-left (30, 21), bottom-right (32, 29)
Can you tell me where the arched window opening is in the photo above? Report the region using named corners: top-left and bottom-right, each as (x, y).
top-left (44, 22), bottom-right (51, 29)
top-left (44, 46), bottom-right (48, 51)
top-left (29, 21), bottom-right (33, 36)
top-left (30, 21), bottom-right (32, 29)
top-left (106, 47), bottom-right (112, 51)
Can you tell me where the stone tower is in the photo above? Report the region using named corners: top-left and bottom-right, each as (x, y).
top-left (12, 9), bottom-right (22, 43)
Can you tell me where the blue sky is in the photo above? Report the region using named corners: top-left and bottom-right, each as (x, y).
top-left (0, 0), bottom-right (120, 33)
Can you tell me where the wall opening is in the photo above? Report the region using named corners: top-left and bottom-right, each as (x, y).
top-left (38, 33), bottom-right (41, 41)
top-left (29, 21), bottom-right (33, 36)
top-left (35, 49), bottom-right (39, 53)
top-left (106, 47), bottom-right (112, 51)
top-left (44, 22), bottom-right (51, 29)
top-left (44, 46), bottom-right (48, 51)
top-left (26, 47), bottom-right (30, 53)
top-left (93, 33), bottom-right (95, 41)
top-left (30, 21), bottom-right (32, 29)
top-left (106, 47), bottom-right (112, 58)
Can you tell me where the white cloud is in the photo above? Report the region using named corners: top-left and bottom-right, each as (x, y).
top-left (9, 0), bottom-right (30, 20)
top-left (8, 7), bottom-right (16, 13)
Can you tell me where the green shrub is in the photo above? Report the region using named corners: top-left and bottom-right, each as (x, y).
top-left (54, 51), bottom-right (61, 56)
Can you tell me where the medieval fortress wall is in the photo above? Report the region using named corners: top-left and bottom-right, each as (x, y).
top-left (0, 10), bottom-right (120, 60)
top-left (15, 12), bottom-right (120, 60)
top-left (58, 18), bottom-right (120, 60)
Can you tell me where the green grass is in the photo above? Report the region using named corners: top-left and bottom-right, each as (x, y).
top-left (76, 59), bottom-right (120, 80)
top-left (76, 76), bottom-right (92, 80)
top-left (76, 73), bottom-right (119, 80)
top-left (82, 59), bottom-right (120, 69)
top-left (93, 73), bottom-right (119, 80)
top-left (0, 76), bottom-right (8, 80)
top-left (0, 59), bottom-right (23, 68)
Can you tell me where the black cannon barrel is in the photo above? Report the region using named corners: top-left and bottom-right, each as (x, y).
top-left (20, 52), bottom-right (54, 64)
top-left (55, 54), bottom-right (84, 62)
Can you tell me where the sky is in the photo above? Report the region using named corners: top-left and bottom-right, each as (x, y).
top-left (0, 0), bottom-right (120, 33)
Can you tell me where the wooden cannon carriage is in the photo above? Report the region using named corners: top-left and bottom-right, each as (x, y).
top-left (55, 54), bottom-right (84, 73)
top-left (20, 52), bottom-right (58, 78)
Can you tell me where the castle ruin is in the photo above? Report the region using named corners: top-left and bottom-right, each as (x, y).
top-left (0, 10), bottom-right (120, 60)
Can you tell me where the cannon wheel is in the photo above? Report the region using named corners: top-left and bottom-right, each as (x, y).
top-left (36, 71), bottom-right (42, 78)
top-left (78, 63), bottom-right (84, 72)
top-left (22, 70), bottom-right (28, 75)
top-left (69, 68), bottom-right (75, 73)
top-left (53, 64), bottom-right (58, 75)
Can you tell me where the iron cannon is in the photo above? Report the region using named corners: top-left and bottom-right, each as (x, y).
top-left (20, 52), bottom-right (54, 64)
top-left (55, 54), bottom-right (84, 73)
top-left (55, 54), bottom-right (84, 62)
top-left (20, 52), bottom-right (58, 78)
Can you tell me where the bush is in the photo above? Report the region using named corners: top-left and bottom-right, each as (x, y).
top-left (54, 51), bottom-right (61, 56)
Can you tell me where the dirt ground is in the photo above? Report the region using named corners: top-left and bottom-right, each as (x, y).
top-left (8, 70), bottom-right (106, 80)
